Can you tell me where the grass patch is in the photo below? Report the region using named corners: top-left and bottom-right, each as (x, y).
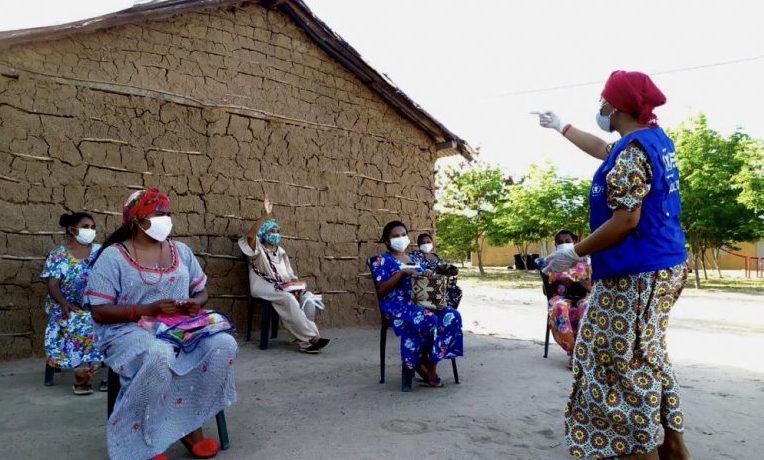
top-left (459, 266), bottom-right (764, 295)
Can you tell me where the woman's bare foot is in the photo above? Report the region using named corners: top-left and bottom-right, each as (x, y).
top-left (658, 429), bottom-right (692, 460)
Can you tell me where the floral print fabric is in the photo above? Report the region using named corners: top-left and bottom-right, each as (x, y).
top-left (548, 259), bottom-right (592, 353)
top-left (370, 252), bottom-right (463, 369)
top-left (40, 244), bottom-right (103, 368)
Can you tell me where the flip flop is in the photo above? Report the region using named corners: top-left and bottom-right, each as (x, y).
top-left (72, 384), bottom-right (93, 395)
top-left (181, 436), bottom-right (220, 459)
top-left (420, 376), bottom-right (444, 388)
top-left (150, 454), bottom-right (168, 460)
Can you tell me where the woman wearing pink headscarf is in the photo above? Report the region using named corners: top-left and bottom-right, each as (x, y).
top-left (536, 72), bottom-right (691, 460)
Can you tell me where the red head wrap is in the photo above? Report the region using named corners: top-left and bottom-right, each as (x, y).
top-left (601, 70), bottom-right (666, 125)
top-left (122, 188), bottom-right (171, 225)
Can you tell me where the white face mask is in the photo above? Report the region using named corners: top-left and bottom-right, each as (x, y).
top-left (419, 243), bottom-right (434, 253)
top-left (596, 104), bottom-right (616, 132)
top-left (556, 242), bottom-right (575, 252)
top-left (389, 235), bottom-right (410, 252)
top-left (74, 228), bottom-right (96, 245)
top-left (141, 215), bottom-right (173, 242)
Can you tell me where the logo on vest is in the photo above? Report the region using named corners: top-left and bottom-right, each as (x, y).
top-left (591, 184), bottom-right (604, 196)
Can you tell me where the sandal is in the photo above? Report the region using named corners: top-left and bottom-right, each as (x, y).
top-left (181, 436), bottom-right (220, 459)
top-left (72, 384), bottom-right (93, 395)
top-left (150, 454), bottom-right (168, 460)
top-left (420, 376), bottom-right (444, 388)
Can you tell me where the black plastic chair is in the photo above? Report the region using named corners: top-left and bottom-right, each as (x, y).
top-left (245, 297), bottom-right (280, 350)
top-left (367, 256), bottom-right (460, 392)
top-left (539, 270), bottom-right (553, 358)
top-left (107, 367), bottom-right (230, 450)
top-left (43, 363), bottom-right (61, 386)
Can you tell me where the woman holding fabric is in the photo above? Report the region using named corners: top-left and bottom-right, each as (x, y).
top-left (537, 71), bottom-right (691, 459)
top-left (370, 221), bottom-right (463, 388)
top-left (408, 233), bottom-right (463, 308)
top-left (239, 196), bottom-right (330, 354)
top-left (41, 212), bottom-right (103, 395)
top-left (86, 188), bottom-right (237, 460)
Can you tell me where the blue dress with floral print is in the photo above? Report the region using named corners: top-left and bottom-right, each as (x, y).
top-left (370, 252), bottom-right (463, 369)
top-left (40, 244), bottom-right (104, 368)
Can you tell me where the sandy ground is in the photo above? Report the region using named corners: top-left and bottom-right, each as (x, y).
top-left (1, 280), bottom-right (763, 460)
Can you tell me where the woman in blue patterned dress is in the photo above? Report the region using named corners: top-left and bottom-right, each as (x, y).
top-left (370, 221), bottom-right (463, 389)
top-left (41, 212), bottom-right (103, 395)
top-left (85, 189), bottom-right (237, 460)
top-left (408, 233), bottom-right (463, 308)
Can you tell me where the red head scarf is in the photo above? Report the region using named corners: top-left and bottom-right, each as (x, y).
top-left (601, 70), bottom-right (666, 125)
top-left (122, 188), bottom-right (171, 225)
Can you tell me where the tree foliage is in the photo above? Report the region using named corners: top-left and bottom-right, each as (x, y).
top-left (669, 114), bottom-right (764, 286)
top-left (435, 162), bottom-right (511, 274)
top-left (487, 163), bottom-right (590, 265)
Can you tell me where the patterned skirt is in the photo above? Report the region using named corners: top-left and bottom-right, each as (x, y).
top-left (565, 263), bottom-right (687, 458)
top-left (44, 305), bottom-right (103, 368)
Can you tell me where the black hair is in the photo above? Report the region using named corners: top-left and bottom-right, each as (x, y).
top-left (554, 229), bottom-right (578, 243)
top-left (91, 224), bottom-right (135, 266)
top-left (59, 212), bottom-right (94, 235)
top-left (380, 220), bottom-right (407, 250)
top-left (417, 232), bottom-right (433, 245)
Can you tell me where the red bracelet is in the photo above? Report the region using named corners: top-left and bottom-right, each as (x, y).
top-left (561, 124), bottom-right (572, 136)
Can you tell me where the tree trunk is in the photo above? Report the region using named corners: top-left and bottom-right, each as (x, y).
top-left (476, 237), bottom-right (485, 276)
top-left (711, 248), bottom-right (722, 278)
top-left (692, 252), bottom-right (701, 289)
top-left (701, 251), bottom-right (708, 280)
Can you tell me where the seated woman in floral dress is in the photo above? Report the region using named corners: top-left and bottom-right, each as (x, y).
top-left (41, 212), bottom-right (104, 394)
top-left (85, 188), bottom-right (237, 460)
top-left (546, 229), bottom-right (592, 368)
top-left (408, 232), bottom-right (463, 308)
top-left (370, 220), bottom-right (463, 389)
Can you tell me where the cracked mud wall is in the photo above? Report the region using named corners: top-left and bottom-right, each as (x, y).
top-left (0, 2), bottom-right (440, 359)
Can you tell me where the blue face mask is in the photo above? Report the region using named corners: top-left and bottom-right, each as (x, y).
top-left (264, 232), bottom-right (281, 246)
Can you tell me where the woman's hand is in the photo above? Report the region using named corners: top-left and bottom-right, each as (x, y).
top-left (176, 299), bottom-right (201, 316)
top-left (422, 269), bottom-right (434, 279)
top-left (536, 111), bottom-right (565, 132)
top-left (542, 246), bottom-right (582, 274)
top-left (263, 195), bottom-right (273, 215)
top-left (148, 299), bottom-right (178, 316)
top-left (400, 267), bottom-right (420, 277)
top-left (60, 301), bottom-right (74, 320)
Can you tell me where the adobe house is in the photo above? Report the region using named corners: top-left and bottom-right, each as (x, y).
top-left (0, 0), bottom-right (473, 359)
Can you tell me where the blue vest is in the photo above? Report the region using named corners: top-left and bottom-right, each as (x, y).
top-left (589, 127), bottom-right (687, 279)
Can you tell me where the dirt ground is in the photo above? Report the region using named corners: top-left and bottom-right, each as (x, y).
top-left (1, 280), bottom-right (762, 459)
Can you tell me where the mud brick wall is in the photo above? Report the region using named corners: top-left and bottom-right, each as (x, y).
top-left (0, 2), bottom-right (441, 360)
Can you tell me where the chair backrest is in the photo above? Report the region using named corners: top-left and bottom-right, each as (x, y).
top-left (366, 256), bottom-right (388, 325)
top-left (538, 270), bottom-right (554, 301)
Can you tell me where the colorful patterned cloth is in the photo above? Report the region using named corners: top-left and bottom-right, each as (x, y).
top-left (40, 244), bottom-right (103, 368)
top-left (547, 259), bottom-right (591, 353)
top-left (408, 250), bottom-right (463, 307)
top-left (566, 143), bottom-right (687, 458)
top-left (85, 240), bottom-right (236, 460)
top-left (370, 252), bottom-right (463, 369)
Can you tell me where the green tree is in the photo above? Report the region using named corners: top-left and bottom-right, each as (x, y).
top-left (434, 213), bottom-right (473, 265)
top-left (436, 162), bottom-right (511, 275)
top-left (670, 114), bottom-right (764, 287)
top-left (487, 163), bottom-right (590, 267)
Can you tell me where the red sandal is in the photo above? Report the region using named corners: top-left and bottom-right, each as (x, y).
top-left (181, 436), bottom-right (220, 459)
top-left (150, 454), bottom-right (168, 460)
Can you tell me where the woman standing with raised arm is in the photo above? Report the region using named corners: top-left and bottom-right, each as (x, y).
top-left (537, 71), bottom-right (691, 460)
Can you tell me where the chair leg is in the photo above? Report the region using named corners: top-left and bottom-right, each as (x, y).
top-left (246, 297), bottom-right (255, 342)
top-left (544, 321), bottom-right (551, 359)
top-left (379, 325), bottom-right (387, 384)
top-left (451, 358), bottom-right (460, 384)
top-left (401, 365), bottom-right (414, 392)
top-left (107, 368), bottom-right (120, 418)
top-left (259, 300), bottom-right (271, 350)
top-left (44, 363), bottom-right (56, 386)
top-left (270, 304), bottom-right (279, 339)
top-left (215, 411), bottom-right (230, 451)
